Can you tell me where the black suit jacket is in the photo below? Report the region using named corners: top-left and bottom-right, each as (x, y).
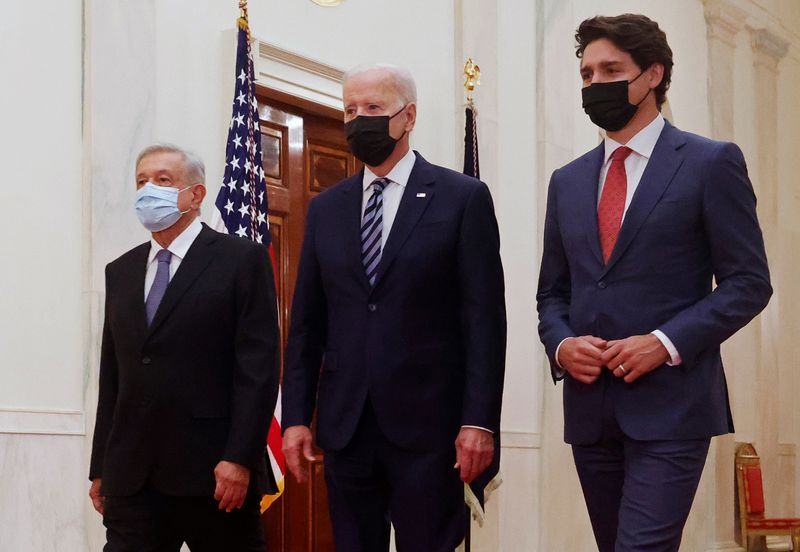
top-left (89, 224), bottom-right (280, 497)
top-left (282, 152), bottom-right (507, 452)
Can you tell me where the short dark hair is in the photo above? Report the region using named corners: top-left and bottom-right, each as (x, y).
top-left (575, 14), bottom-right (673, 108)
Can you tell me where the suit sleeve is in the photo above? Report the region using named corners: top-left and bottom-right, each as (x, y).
top-left (457, 182), bottom-right (507, 433)
top-left (658, 142), bottom-right (772, 365)
top-left (282, 199), bottom-right (327, 429)
top-left (89, 266), bottom-right (119, 481)
top-left (223, 244), bottom-right (280, 469)
top-left (536, 171), bottom-right (576, 382)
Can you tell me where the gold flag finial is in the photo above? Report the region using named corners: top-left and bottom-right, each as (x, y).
top-left (463, 58), bottom-right (481, 104)
top-left (238, 0), bottom-right (249, 32)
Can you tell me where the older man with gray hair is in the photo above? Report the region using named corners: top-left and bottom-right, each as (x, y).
top-left (282, 64), bottom-right (507, 551)
top-left (89, 143), bottom-right (280, 551)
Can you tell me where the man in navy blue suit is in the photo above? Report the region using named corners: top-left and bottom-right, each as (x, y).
top-left (537, 14), bottom-right (771, 552)
top-left (281, 64), bottom-right (506, 552)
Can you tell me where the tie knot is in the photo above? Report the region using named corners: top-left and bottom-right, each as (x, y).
top-left (155, 249), bottom-right (172, 263)
top-left (611, 146), bottom-right (633, 163)
top-left (371, 178), bottom-right (390, 192)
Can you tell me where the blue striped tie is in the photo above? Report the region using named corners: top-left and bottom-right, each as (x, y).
top-left (145, 249), bottom-right (172, 325)
top-left (361, 178), bottom-right (389, 287)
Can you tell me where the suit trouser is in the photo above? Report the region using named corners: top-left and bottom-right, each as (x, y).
top-left (571, 374), bottom-right (710, 552)
top-left (102, 483), bottom-right (265, 552)
top-left (323, 401), bottom-right (464, 552)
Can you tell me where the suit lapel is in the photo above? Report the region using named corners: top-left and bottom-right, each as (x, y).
top-left (372, 153), bottom-right (436, 289)
top-left (340, 171), bottom-right (372, 293)
top-left (144, 225), bottom-right (216, 341)
top-left (601, 123), bottom-right (686, 276)
top-left (125, 243), bottom-right (150, 343)
top-left (578, 144), bottom-right (606, 267)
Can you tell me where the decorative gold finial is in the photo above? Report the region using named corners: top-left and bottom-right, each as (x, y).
top-left (239, 0), bottom-right (248, 19)
top-left (463, 58), bottom-right (481, 103)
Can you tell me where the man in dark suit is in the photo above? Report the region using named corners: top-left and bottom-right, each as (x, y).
top-left (537, 14), bottom-right (772, 552)
top-left (88, 144), bottom-right (280, 551)
top-left (281, 64), bottom-right (506, 552)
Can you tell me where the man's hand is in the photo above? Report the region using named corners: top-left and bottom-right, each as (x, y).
top-left (89, 479), bottom-right (105, 515)
top-left (454, 427), bottom-right (494, 484)
top-left (214, 461), bottom-right (250, 512)
top-left (282, 425), bottom-right (316, 484)
top-left (557, 335), bottom-right (607, 384)
top-left (601, 334), bottom-right (670, 383)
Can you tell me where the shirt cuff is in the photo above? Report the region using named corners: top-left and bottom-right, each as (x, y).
top-left (652, 329), bottom-right (682, 366)
top-left (461, 425), bottom-right (494, 434)
top-left (553, 337), bottom-right (572, 378)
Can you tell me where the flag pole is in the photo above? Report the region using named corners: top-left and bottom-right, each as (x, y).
top-left (462, 60), bottom-right (479, 552)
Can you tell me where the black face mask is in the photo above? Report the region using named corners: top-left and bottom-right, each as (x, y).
top-left (581, 72), bottom-right (650, 132)
top-left (344, 106), bottom-right (407, 167)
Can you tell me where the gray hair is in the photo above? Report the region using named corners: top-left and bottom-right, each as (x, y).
top-left (135, 143), bottom-right (206, 184)
top-left (343, 63), bottom-right (417, 109)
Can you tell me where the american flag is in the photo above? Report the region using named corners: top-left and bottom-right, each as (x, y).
top-left (210, 7), bottom-right (285, 511)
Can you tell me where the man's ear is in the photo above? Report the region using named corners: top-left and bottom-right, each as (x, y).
top-left (648, 63), bottom-right (665, 90)
top-left (404, 103), bottom-right (417, 132)
top-left (191, 184), bottom-right (206, 209)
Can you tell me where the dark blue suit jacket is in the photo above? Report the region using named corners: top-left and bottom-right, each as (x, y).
top-left (537, 122), bottom-right (771, 445)
top-left (282, 152), bottom-right (506, 452)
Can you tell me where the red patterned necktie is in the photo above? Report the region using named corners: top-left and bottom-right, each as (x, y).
top-left (598, 146), bottom-right (633, 263)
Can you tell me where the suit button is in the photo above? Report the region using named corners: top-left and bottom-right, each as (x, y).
top-left (368, 304), bottom-right (377, 312)
top-left (597, 281), bottom-right (607, 289)
top-left (142, 356), bottom-right (152, 365)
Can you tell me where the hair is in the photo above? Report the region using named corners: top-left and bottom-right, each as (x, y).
top-left (343, 63), bottom-right (418, 109)
top-left (575, 14), bottom-right (673, 108)
top-left (135, 143), bottom-right (206, 184)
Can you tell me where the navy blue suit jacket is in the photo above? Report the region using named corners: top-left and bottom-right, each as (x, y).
top-left (537, 122), bottom-right (771, 444)
top-left (282, 152), bottom-right (506, 452)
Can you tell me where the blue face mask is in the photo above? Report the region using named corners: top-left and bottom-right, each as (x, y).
top-left (135, 182), bottom-right (194, 232)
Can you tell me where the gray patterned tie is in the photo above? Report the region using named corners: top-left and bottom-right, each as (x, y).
top-left (145, 249), bottom-right (172, 325)
top-left (361, 178), bottom-right (389, 287)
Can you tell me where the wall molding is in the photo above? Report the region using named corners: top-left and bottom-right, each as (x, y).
top-left (778, 442), bottom-right (797, 457)
top-left (500, 430), bottom-right (541, 450)
top-left (706, 542), bottom-right (744, 552)
top-left (253, 37), bottom-right (345, 111)
top-left (0, 408), bottom-right (85, 436)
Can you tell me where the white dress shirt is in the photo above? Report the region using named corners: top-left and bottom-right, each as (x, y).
top-left (555, 113), bottom-right (682, 370)
top-left (361, 148), bottom-right (416, 247)
top-left (144, 218), bottom-right (203, 300)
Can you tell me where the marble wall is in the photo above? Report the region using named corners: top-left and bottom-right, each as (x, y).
top-left (0, 0), bottom-right (89, 549)
top-left (1, 0), bottom-right (799, 550)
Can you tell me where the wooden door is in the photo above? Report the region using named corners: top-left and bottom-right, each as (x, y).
top-left (257, 89), bottom-right (360, 552)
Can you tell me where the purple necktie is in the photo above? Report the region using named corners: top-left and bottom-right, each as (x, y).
top-left (145, 249), bottom-right (172, 325)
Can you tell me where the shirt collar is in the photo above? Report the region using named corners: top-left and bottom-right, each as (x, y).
top-left (362, 148), bottom-right (417, 191)
top-left (603, 113), bottom-right (665, 164)
top-left (148, 217), bottom-right (203, 263)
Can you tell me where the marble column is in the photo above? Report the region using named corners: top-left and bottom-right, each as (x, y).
top-left (702, 1), bottom-right (749, 548)
top-left (749, 24), bottom-right (791, 519)
top-left (83, 1), bottom-right (158, 549)
top-left (455, 1), bottom-right (542, 550)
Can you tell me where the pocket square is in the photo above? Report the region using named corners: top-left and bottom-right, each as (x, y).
top-left (416, 193), bottom-right (426, 198)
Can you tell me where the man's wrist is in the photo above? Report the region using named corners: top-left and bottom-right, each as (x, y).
top-left (651, 329), bottom-right (682, 366)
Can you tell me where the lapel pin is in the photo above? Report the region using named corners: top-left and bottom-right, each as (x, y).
top-left (416, 192), bottom-right (426, 198)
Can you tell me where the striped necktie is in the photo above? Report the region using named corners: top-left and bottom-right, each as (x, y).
top-left (361, 178), bottom-right (389, 287)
